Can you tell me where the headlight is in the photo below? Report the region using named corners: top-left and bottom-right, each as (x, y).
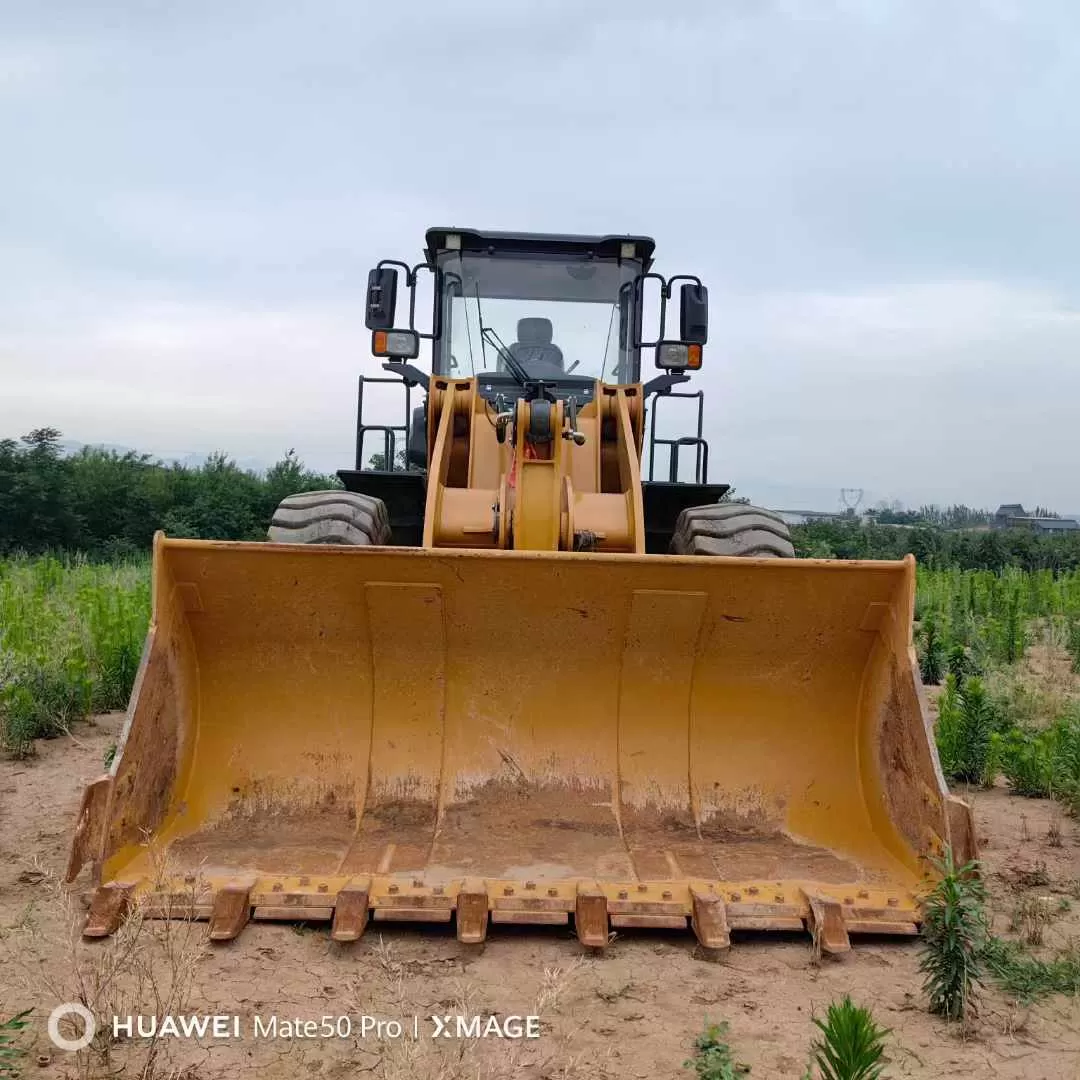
top-left (655, 342), bottom-right (702, 371)
top-left (373, 329), bottom-right (420, 360)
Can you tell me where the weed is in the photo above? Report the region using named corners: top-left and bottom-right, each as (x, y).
top-left (809, 996), bottom-right (890, 1080)
top-left (935, 676), bottom-right (993, 784)
top-left (684, 1021), bottom-right (749, 1079)
top-left (919, 848), bottom-right (988, 1021)
top-left (982, 937), bottom-right (1080, 1002)
top-left (918, 617), bottom-right (945, 685)
top-left (534, 959), bottom-right (584, 1014)
top-left (0, 1010), bottom-right (31, 1078)
top-left (1012, 860), bottom-right (1050, 888)
top-left (946, 642), bottom-right (978, 685)
top-left (1, 859), bottom-right (206, 1080)
top-left (0, 556), bottom-right (148, 754)
top-left (1067, 617), bottom-right (1080, 674)
top-left (1010, 896), bottom-right (1051, 946)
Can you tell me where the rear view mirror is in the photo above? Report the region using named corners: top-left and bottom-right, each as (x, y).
top-left (679, 283), bottom-right (709, 345)
top-left (365, 268), bottom-right (398, 330)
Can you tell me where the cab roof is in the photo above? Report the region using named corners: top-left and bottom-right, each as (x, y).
top-left (424, 227), bottom-right (656, 271)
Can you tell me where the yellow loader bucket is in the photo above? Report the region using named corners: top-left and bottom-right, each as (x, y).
top-left (67, 535), bottom-right (975, 952)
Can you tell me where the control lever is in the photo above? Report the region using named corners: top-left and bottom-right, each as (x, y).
top-left (493, 394), bottom-right (514, 445)
top-left (562, 396), bottom-right (586, 446)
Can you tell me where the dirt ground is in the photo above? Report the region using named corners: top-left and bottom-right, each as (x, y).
top-left (1, 714), bottom-right (1079, 1079)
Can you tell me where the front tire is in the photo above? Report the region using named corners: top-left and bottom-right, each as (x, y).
top-left (267, 490), bottom-right (391, 545)
top-left (670, 503), bottom-right (795, 558)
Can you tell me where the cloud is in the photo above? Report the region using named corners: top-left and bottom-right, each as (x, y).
top-left (2, 1), bottom-right (1080, 512)
top-left (698, 281), bottom-right (1080, 508)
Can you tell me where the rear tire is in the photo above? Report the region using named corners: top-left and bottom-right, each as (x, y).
top-left (267, 490), bottom-right (391, 546)
top-left (671, 502), bottom-right (795, 558)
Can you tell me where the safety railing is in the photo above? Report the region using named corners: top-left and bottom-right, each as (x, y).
top-left (354, 375), bottom-right (414, 472)
top-left (646, 388), bottom-right (709, 484)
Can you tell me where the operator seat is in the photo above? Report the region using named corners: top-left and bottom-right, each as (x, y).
top-left (507, 317), bottom-right (565, 377)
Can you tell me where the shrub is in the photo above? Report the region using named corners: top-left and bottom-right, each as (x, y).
top-left (946, 642), bottom-right (978, 685)
top-left (919, 848), bottom-right (988, 1021)
top-left (999, 710), bottom-right (1080, 805)
top-left (935, 676), bottom-right (993, 784)
top-left (934, 674), bottom-right (964, 778)
top-left (808, 996), bottom-right (890, 1080)
top-left (1067, 618), bottom-right (1080, 674)
top-left (919, 617), bottom-right (946, 685)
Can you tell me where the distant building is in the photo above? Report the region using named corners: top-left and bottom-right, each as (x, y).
top-left (993, 504), bottom-right (1027, 528)
top-left (1013, 517), bottom-right (1080, 533)
top-left (992, 503), bottom-right (1080, 534)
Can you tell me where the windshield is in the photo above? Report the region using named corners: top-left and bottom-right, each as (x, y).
top-left (437, 251), bottom-right (642, 383)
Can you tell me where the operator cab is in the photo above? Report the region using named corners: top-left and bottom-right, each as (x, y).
top-left (362, 228), bottom-right (708, 401)
top-left (426, 228), bottom-right (653, 395)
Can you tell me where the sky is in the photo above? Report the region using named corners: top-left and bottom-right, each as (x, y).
top-left (2, 0), bottom-right (1079, 513)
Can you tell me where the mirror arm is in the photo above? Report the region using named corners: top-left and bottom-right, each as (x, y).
top-left (382, 362), bottom-right (429, 391)
top-left (643, 373), bottom-right (691, 398)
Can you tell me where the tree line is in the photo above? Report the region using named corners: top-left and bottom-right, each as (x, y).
top-left (4, 427), bottom-right (1080, 570)
top-left (0, 428), bottom-right (338, 557)
top-left (794, 519), bottom-right (1080, 572)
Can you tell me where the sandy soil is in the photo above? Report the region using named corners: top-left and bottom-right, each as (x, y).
top-left (1, 714), bottom-right (1079, 1079)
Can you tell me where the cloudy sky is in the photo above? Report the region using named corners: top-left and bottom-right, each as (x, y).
top-left (3, 1), bottom-right (1079, 512)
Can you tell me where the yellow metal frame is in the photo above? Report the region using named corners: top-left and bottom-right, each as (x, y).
top-left (421, 378), bottom-right (645, 553)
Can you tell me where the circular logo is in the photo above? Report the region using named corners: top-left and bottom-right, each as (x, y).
top-left (47, 1003), bottom-right (96, 1052)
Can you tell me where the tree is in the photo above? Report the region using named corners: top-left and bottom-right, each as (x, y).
top-left (0, 430), bottom-right (341, 553)
top-left (367, 448), bottom-right (408, 471)
top-left (8, 428), bottom-right (79, 550)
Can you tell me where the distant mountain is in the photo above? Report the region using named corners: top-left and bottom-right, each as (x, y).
top-left (56, 440), bottom-right (275, 475)
top-left (57, 439), bottom-right (137, 457)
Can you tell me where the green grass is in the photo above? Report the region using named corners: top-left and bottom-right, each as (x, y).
top-left (0, 1009), bottom-right (31, 1078)
top-left (982, 936), bottom-right (1080, 1002)
top-left (915, 567), bottom-right (1080, 798)
top-left (0, 555), bottom-right (149, 756)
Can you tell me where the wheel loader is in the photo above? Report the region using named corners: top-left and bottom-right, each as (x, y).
top-left (67, 228), bottom-right (976, 952)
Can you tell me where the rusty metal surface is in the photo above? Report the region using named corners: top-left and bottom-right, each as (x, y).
top-left (71, 535), bottom-right (974, 945)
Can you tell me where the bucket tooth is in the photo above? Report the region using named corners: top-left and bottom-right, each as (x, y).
top-left (83, 883), bottom-right (134, 938)
top-left (690, 888), bottom-right (730, 951)
top-left (331, 879), bottom-right (371, 942)
top-left (806, 893), bottom-right (851, 955)
top-left (456, 879), bottom-right (489, 944)
top-left (209, 885), bottom-right (251, 942)
top-left (575, 883), bottom-right (609, 949)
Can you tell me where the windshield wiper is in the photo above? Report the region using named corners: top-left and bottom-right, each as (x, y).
top-left (481, 325), bottom-right (534, 387)
top-left (472, 284), bottom-right (534, 386)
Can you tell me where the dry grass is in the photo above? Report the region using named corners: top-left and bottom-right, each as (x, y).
top-left (0, 854), bottom-right (208, 1079)
top-left (1047, 806), bottom-right (1064, 848)
top-left (987, 631), bottom-right (1080, 733)
top-left (1010, 896), bottom-right (1053, 947)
